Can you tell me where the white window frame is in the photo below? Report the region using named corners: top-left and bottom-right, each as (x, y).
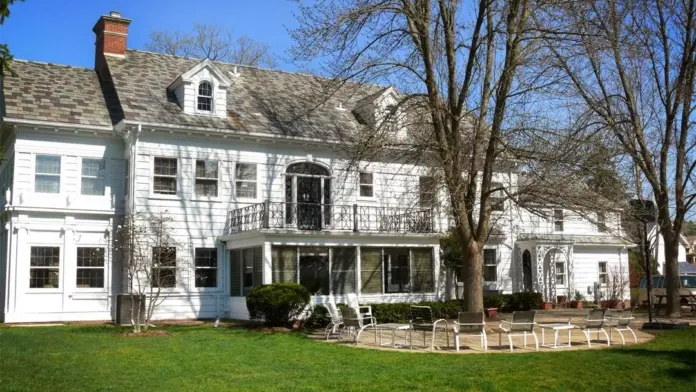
top-left (483, 248), bottom-right (497, 283)
top-left (597, 212), bottom-right (607, 233)
top-left (151, 246), bottom-right (177, 289)
top-left (151, 157), bottom-right (179, 198)
top-left (598, 261), bottom-right (608, 285)
top-left (553, 209), bottom-right (564, 232)
top-left (79, 158), bottom-right (106, 196)
top-left (234, 163), bottom-right (258, 200)
top-left (358, 171), bottom-right (375, 199)
top-left (28, 245), bottom-right (61, 291)
top-left (490, 182), bottom-right (505, 212)
top-left (196, 80), bottom-right (214, 114)
top-left (193, 247), bottom-right (219, 289)
top-left (194, 159), bottom-right (220, 199)
top-left (75, 246), bottom-right (107, 290)
top-left (555, 260), bottom-right (566, 286)
top-left (34, 155), bottom-right (61, 194)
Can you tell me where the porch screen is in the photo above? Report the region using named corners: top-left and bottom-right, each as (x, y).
top-left (272, 247), bottom-right (297, 283)
top-left (411, 248), bottom-right (434, 293)
top-left (230, 249), bottom-right (241, 296)
top-left (360, 248), bottom-right (382, 294)
top-left (331, 247), bottom-right (356, 294)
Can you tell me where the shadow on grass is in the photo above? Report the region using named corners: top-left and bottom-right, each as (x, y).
top-left (612, 348), bottom-right (696, 381)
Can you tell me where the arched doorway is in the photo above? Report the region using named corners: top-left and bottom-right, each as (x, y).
top-left (522, 250), bottom-right (533, 292)
top-left (285, 162), bottom-right (331, 230)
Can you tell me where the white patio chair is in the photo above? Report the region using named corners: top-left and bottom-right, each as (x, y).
top-left (346, 293), bottom-right (373, 322)
top-left (409, 305), bottom-right (450, 351)
top-left (498, 311), bottom-right (538, 352)
top-left (324, 301), bottom-right (344, 340)
top-left (575, 308), bottom-right (610, 347)
top-left (607, 308), bottom-right (637, 345)
top-left (454, 312), bottom-right (487, 352)
top-left (339, 306), bottom-right (377, 345)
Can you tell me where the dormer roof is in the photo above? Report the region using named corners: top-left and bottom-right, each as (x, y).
top-left (168, 58), bottom-right (232, 90)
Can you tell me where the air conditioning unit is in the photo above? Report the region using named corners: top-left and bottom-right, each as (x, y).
top-left (115, 294), bottom-right (146, 326)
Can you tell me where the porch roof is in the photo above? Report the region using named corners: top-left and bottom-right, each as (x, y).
top-left (517, 233), bottom-right (634, 246)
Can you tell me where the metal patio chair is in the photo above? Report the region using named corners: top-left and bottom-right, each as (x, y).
top-left (338, 306), bottom-right (377, 345)
top-left (607, 307), bottom-right (637, 345)
top-left (454, 312), bottom-right (487, 352)
top-left (498, 311), bottom-right (538, 352)
top-left (575, 308), bottom-right (611, 347)
top-left (324, 301), bottom-right (344, 340)
top-left (409, 305), bottom-right (450, 351)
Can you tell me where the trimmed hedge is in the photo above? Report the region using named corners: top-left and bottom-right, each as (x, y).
top-left (303, 304), bottom-right (331, 329)
top-left (483, 292), bottom-right (543, 312)
top-left (246, 283), bottom-right (310, 327)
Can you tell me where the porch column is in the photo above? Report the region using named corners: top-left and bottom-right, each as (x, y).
top-left (355, 245), bottom-right (361, 299)
top-left (566, 245), bottom-right (574, 298)
top-left (262, 242), bottom-right (272, 284)
top-left (432, 245), bottom-right (441, 300)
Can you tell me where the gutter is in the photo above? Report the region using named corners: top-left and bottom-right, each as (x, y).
top-left (3, 117), bottom-right (114, 132)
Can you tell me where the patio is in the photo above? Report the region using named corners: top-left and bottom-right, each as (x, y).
top-left (317, 311), bottom-right (656, 354)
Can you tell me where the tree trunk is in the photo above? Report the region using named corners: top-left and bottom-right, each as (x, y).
top-left (663, 232), bottom-right (681, 317)
top-left (460, 240), bottom-right (484, 312)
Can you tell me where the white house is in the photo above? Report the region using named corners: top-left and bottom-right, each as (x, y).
top-left (646, 224), bottom-right (689, 275)
top-left (0, 12), bottom-right (632, 323)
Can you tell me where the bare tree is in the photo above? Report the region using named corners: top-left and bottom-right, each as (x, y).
top-left (603, 264), bottom-right (630, 308)
top-left (542, 0), bottom-right (696, 317)
top-left (289, 0), bottom-right (611, 311)
top-left (114, 212), bottom-right (185, 332)
top-left (145, 23), bottom-right (277, 68)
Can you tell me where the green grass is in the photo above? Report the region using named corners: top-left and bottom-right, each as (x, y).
top-left (0, 325), bottom-right (694, 391)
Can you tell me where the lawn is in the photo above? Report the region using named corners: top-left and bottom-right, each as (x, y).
top-left (0, 325), bottom-right (694, 392)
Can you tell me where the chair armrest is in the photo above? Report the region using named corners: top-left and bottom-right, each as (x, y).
top-left (433, 319), bottom-right (450, 330)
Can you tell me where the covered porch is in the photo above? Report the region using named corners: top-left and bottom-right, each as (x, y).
top-left (514, 236), bottom-right (575, 303)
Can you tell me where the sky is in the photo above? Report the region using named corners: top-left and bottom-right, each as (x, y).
top-left (2, 0), bottom-right (303, 70)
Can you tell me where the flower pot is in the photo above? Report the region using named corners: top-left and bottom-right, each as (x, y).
top-left (569, 300), bottom-right (583, 309)
top-left (601, 300), bottom-right (621, 309)
top-left (485, 307), bottom-right (499, 319)
top-left (540, 302), bottom-right (553, 310)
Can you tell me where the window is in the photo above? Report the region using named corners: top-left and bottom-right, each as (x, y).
top-left (195, 160), bottom-right (218, 197)
top-left (411, 248), bottom-right (434, 293)
top-left (299, 247), bottom-right (330, 295)
top-left (35, 155), bottom-right (60, 193)
top-left (483, 249), bottom-right (497, 282)
top-left (330, 247), bottom-right (356, 294)
top-left (360, 248), bottom-right (383, 294)
top-left (29, 247), bottom-right (60, 288)
top-left (419, 176), bottom-right (436, 208)
top-left (598, 262), bottom-right (608, 284)
top-left (76, 247), bottom-right (105, 288)
top-left (359, 172), bottom-right (373, 197)
top-left (382, 104), bottom-right (398, 128)
top-left (81, 159), bottom-right (105, 195)
top-left (153, 157), bottom-right (177, 195)
top-left (194, 248), bottom-right (217, 287)
top-left (597, 212), bottom-right (607, 233)
top-left (230, 247), bottom-right (262, 296)
top-left (152, 247), bottom-right (176, 288)
top-left (243, 249), bottom-right (254, 291)
top-left (235, 163), bottom-right (257, 198)
top-left (553, 209), bottom-right (564, 232)
top-left (555, 261), bottom-right (565, 285)
top-left (490, 182), bottom-right (505, 212)
top-left (197, 81), bottom-right (213, 112)
top-left (384, 248), bottom-right (410, 293)
top-left (272, 247), bottom-right (298, 283)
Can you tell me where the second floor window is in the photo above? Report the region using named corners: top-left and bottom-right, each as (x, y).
top-left (235, 163), bottom-right (257, 198)
top-left (81, 159), bottom-right (105, 196)
top-left (195, 160), bottom-right (218, 197)
top-left (35, 155), bottom-right (60, 194)
top-left (153, 157), bottom-right (177, 195)
top-left (197, 81), bottom-right (213, 112)
top-left (554, 209), bottom-right (564, 232)
top-left (359, 172), bottom-right (373, 197)
top-left (490, 182), bottom-right (505, 212)
top-left (597, 212), bottom-right (607, 233)
top-left (419, 176), bottom-right (436, 208)
top-left (483, 249), bottom-right (497, 282)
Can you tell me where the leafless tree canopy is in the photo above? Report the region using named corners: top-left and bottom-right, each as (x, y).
top-left (145, 24), bottom-right (277, 68)
top-left (290, 0), bottom-right (623, 311)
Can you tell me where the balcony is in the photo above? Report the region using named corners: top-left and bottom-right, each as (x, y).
top-left (225, 201), bottom-right (436, 235)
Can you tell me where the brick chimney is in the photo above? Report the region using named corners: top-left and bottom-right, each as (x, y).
top-left (93, 11), bottom-right (131, 76)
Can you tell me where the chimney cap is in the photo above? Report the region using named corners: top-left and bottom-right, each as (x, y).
top-left (109, 10), bottom-right (122, 18)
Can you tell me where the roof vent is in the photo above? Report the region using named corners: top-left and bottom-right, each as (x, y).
top-left (335, 101), bottom-right (346, 111)
top-left (229, 66), bottom-right (240, 77)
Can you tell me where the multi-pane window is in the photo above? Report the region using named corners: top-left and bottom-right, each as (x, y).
top-left (235, 163), bottom-right (257, 198)
top-left (29, 247), bottom-right (60, 288)
top-left (598, 262), bottom-right (608, 284)
top-left (197, 81), bottom-right (213, 112)
top-left (384, 248), bottom-right (410, 293)
top-left (483, 249), bottom-right (497, 282)
top-left (153, 157), bottom-right (177, 195)
top-left (195, 160), bottom-right (218, 197)
top-left (419, 176), bottom-right (436, 208)
top-left (194, 248), bottom-right (217, 288)
top-left (152, 247), bottom-right (176, 288)
top-left (76, 247), bottom-right (105, 288)
top-left (81, 159), bottom-right (105, 195)
top-left (359, 172), bottom-right (374, 197)
top-left (35, 155), bottom-right (61, 193)
top-left (555, 261), bottom-right (565, 285)
top-left (553, 209), bottom-right (564, 232)
top-left (490, 182), bottom-right (505, 212)
top-left (597, 212), bottom-right (607, 233)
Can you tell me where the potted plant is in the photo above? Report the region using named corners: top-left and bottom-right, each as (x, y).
top-left (540, 301), bottom-right (553, 310)
top-left (570, 290), bottom-right (585, 309)
top-left (483, 294), bottom-right (504, 320)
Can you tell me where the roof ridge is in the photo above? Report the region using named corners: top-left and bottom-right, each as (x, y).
top-left (10, 58), bottom-right (94, 71)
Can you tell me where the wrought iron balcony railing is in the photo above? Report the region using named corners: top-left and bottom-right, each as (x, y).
top-left (225, 201), bottom-right (436, 235)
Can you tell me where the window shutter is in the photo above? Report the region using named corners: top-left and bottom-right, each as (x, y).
top-left (360, 248), bottom-right (382, 294)
top-left (411, 248), bottom-right (434, 293)
top-left (252, 247), bottom-right (263, 288)
top-left (230, 250), bottom-right (241, 296)
top-left (331, 247), bottom-right (356, 294)
top-left (272, 247), bottom-right (297, 283)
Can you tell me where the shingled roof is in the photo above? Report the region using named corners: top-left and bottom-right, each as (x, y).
top-left (104, 50), bottom-right (383, 139)
top-left (2, 60), bottom-right (114, 127)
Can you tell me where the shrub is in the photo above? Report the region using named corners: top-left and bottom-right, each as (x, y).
top-left (303, 305), bottom-right (331, 329)
top-left (483, 294), bottom-right (506, 309)
top-left (368, 300), bottom-right (463, 323)
top-left (246, 283), bottom-right (310, 327)
top-left (502, 292), bottom-right (543, 311)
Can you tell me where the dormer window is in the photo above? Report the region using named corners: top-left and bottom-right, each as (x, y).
top-left (197, 81), bottom-right (213, 112)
